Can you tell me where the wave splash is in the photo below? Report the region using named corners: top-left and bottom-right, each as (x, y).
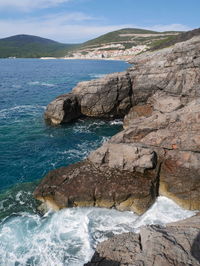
top-left (0, 196), bottom-right (195, 266)
top-left (0, 105), bottom-right (45, 119)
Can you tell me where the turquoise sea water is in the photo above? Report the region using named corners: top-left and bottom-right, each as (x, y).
top-left (0, 59), bottom-right (195, 266)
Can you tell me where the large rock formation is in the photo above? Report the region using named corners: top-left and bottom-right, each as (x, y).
top-left (85, 213), bottom-right (200, 266)
top-left (45, 72), bottom-right (133, 124)
top-left (35, 35), bottom-right (200, 214)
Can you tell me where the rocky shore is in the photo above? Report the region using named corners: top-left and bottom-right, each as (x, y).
top-left (34, 34), bottom-right (200, 264)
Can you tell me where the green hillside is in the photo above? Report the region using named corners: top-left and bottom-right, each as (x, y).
top-left (79, 28), bottom-right (181, 50)
top-left (150, 27), bottom-right (200, 50)
top-left (0, 28), bottom-right (184, 58)
top-left (0, 34), bottom-right (77, 58)
top-left (82, 28), bottom-right (158, 47)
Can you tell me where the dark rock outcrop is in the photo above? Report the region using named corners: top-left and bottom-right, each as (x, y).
top-left (34, 156), bottom-right (159, 214)
top-left (85, 214), bottom-right (200, 266)
top-left (35, 36), bottom-right (200, 214)
top-left (44, 93), bottom-right (81, 125)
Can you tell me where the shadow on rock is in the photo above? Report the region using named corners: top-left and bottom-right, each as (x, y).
top-left (191, 232), bottom-right (200, 262)
top-left (84, 252), bottom-right (120, 266)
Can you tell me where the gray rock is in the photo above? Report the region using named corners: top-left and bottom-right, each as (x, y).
top-left (86, 214), bottom-right (200, 266)
top-left (89, 143), bottom-right (156, 172)
top-left (73, 72), bottom-right (133, 118)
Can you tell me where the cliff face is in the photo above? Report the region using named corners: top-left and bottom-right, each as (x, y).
top-left (34, 36), bottom-right (200, 214)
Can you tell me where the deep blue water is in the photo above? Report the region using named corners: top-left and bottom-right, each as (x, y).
top-left (0, 59), bottom-right (129, 191)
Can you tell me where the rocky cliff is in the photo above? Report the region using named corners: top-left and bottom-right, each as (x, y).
top-left (35, 35), bottom-right (200, 215)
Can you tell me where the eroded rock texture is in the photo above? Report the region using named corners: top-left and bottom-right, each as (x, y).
top-left (34, 157), bottom-right (159, 214)
top-left (45, 72), bottom-right (133, 124)
top-left (85, 214), bottom-right (200, 266)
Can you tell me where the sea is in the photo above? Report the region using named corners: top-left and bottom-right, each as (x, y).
top-left (0, 59), bottom-right (195, 266)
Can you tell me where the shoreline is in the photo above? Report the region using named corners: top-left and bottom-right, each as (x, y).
top-left (40, 56), bottom-right (130, 62)
top-left (1, 57), bottom-right (130, 63)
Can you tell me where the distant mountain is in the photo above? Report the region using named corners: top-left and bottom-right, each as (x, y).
top-left (0, 28), bottom-right (187, 58)
top-left (0, 34), bottom-right (77, 58)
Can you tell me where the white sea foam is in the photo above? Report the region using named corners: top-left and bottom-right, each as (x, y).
top-left (15, 191), bottom-right (26, 205)
top-left (133, 196), bottom-right (196, 231)
top-left (0, 196), bottom-right (196, 266)
top-left (0, 105), bottom-right (45, 119)
top-left (89, 74), bottom-right (106, 79)
top-left (109, 119), bottom-right (123, 125)
top-left (28, 81), bottom-right (55, 87)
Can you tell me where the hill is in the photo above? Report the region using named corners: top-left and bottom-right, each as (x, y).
top-left (0, 28), bottom-right (184, 58)
top-left (69, 28), bottom-right (182, 59)
top-left (0, 34), bottom-right (77, 58)
top-left (81, 28), bottom-right (160, 47)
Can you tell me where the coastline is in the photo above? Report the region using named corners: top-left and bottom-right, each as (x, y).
top-left (40, 56), bottom-right (131, 62)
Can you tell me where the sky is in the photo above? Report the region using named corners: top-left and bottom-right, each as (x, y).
top-left (0, 0), bottom-right (199, 43)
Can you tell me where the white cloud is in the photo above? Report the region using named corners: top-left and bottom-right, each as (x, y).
top-left (0, 13), bottom-right (192, 43)
top-left (0, 14), bottom-right (130, 42)
top-left (145, 24), bottom-right (192, 32)
top-left (0, 0), bottom-right (71, 11)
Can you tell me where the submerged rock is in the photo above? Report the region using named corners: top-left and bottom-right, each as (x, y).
top-left (85, 213), bottom-right (200, 266)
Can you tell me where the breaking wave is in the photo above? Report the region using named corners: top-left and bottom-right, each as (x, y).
top-left (0, 196), bottom-right (195, 266)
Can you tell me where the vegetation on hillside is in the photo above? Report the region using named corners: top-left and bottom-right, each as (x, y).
top-left (150, 28), bottom-right (200, 50)
top-left (0, 27), bottom-right (193, 58)
top-left (0, 34), bottom-right (77, 58)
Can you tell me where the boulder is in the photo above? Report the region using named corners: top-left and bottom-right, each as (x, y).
top-left (34, 157), bottom-right (159, 215)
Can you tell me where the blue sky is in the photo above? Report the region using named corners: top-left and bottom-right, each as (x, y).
top-left (0, 0), bottom-right (199, 43)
